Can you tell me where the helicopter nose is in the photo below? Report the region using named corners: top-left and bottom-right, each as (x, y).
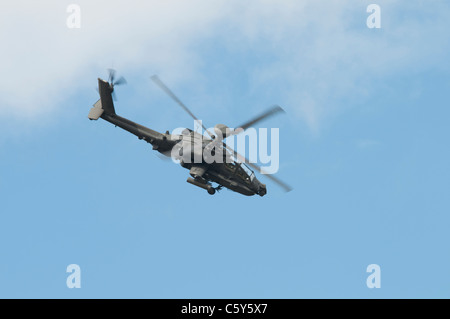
top-left (258, 184), bottom-right (267, 197)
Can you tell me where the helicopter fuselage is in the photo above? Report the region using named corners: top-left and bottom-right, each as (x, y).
top-left (89, 78), bottom-right (266, 196)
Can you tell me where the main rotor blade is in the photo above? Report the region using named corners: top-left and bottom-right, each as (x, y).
top-left (223, 143), bottom-right (292, 192)
top-left (151, 75), bottom-right (215, 138)
top-left (234, 105), bottom-right (285, 134)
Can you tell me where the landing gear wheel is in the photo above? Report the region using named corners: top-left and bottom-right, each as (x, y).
top-left (207, 187), bottom-right (216, 195)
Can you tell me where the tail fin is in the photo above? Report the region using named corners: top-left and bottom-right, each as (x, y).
top-left (88, 78), bottom-right (116, 120)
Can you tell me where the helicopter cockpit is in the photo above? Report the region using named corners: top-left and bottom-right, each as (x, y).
top-left (236, 162), bottom-right (255, 182)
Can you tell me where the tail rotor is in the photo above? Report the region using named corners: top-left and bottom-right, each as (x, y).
top-left (107, 69), bottom-right (127, 100)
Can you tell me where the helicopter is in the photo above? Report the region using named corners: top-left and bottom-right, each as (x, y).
top-left (88, 70), bottom-right (292, 196)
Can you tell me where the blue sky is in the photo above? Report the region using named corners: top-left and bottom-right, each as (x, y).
top-left (1, 1), bottom-right (450, 298)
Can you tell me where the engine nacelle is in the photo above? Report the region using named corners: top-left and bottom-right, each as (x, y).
top-left (214, 124), bottom-right (233, 139)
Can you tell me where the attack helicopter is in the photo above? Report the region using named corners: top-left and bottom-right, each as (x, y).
top-left (88, 70), bottom-right (292, 196)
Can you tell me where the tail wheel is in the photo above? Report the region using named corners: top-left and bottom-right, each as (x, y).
top-left (207, 187), bottom-right (216, 195)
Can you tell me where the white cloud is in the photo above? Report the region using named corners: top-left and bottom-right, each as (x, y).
top-left (0, 0), bottom-right (229, 117)
top-left (224, 1), bottom-right (450, 132)
top-left (0, 0), bottom-right (449, 132)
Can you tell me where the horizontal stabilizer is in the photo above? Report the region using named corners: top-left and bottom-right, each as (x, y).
top-left (88, 99), bottom-right (104, 120)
